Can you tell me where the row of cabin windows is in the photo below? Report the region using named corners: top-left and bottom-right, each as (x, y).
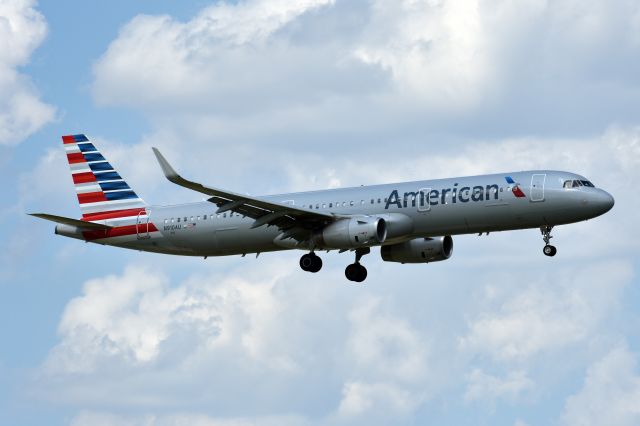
top-left (303, 198), bottom-right (388, 209)
top-left (162, 186), bottom-right (531, 223)
top-left (163, 212), bottom-right (245, 224)
top-left (302, 187), bottom-right (512, 210)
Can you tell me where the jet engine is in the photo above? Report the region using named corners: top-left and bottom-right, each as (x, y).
top-left (380, 236), bottom-right (453, 264)
top-left (321, 216), bottom-right (387, 249)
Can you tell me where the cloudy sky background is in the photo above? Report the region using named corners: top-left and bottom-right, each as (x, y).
top-left (1, 0), bottom-right (640, 424)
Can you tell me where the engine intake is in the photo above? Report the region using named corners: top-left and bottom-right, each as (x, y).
top-left (321, 217), bottom-right (387, 249)
top-left (380, 236), bottom-right (453, 264)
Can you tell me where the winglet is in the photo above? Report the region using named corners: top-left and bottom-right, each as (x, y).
top-left (152, 147), bottom-right (181, 183)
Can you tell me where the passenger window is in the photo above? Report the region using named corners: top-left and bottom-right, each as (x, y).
top-left (329, 203), bottom-right (333, 208)
top-left (223, 213), bottom-right (226, 218)
top-left (342, 202), bottom-right (346, 207)
top-left (164, 219), bottom-right (168, 224)
top-left (316, 203), bottom-right (320, 209)
top-left (171, 218), bottom-right (175, 223)
top-left (350, 201), bottom-right (354, 206)
top-left (184, 217), bottom-right (187, 222)
top-left (203, 215), bottom-right (207, 220)
top-left (377, 198), bottom-right (381, 203)
top-left (197, 216), bottom-right (201, 220)
top-left (371, 199), bottom-right (374, 204)
top-left (322, 203), bottom-right (326, 208)
top-left (177, 218), bottom-right (181, 223)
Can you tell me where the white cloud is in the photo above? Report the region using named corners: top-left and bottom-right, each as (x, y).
top-left (345, 297), bottom-right (428, 384)
top-left (562, 346), bottom-right (640, 426)
top-left (91, 0), bottom-right (640, 137)
top-left (70, 411), bottom-right (310, 426)
top-left (44, 263), bottom-right (300, 375)
top-left (337, 381), bottom-right (421, 419)
top-left (0, 0), bottom-right (55, 145)
top-left (464, 369), bottom-right (533, 403)
top-left (459, 260), bottom-right (633, 362)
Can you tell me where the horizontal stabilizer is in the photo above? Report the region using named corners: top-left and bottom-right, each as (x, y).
top-left (29, 213), bottom-right (112, 230)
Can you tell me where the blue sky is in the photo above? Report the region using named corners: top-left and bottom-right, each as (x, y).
top-left (1, 1), bottom-right (640, 425)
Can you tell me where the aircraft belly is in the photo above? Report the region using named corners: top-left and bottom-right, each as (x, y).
top-left (214, 225), bottom-right (283, 256)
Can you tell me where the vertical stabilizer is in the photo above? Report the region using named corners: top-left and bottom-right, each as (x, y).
top-left (62, 134), bottom-right (146, 218)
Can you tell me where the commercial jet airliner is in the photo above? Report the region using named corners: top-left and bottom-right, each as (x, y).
top-left (31, 134), bottom-right (615, 282)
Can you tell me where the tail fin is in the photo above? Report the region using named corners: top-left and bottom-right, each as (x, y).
top-left (62, 134), bottom-right (146, 218)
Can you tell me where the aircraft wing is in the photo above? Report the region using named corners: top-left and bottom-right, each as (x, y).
top-left (152, 148), bottom-right (339, 239)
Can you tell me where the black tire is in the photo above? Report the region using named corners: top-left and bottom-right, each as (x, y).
top-left (345, 263), bottom-right (367, 282)
top-left (543, 245), bottom-right (557, 257)
top-left (354, 264), bottom-right (367, 282)
top-left (345, 264), bottom-right (359, 281)
top-left (309, 254), bottom-right (323, 273)
top-left (300, 254), bottom-right (313, 271)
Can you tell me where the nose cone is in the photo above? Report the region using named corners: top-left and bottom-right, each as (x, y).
top-left (590, 189), bottom-right (615, 216)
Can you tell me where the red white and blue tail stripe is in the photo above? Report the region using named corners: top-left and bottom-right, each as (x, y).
top-left (63, 134), bottom-right (147, 217)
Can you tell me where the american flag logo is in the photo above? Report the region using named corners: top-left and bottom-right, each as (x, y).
top-left (505, 176), bottom-right (526, 198)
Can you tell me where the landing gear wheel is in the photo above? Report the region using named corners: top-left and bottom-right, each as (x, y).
top-left (540, 226), bottom-right (557, 257)
top-left (345, 263), bottom-right (367, 283)
top-left (300, 253), bottom-right (322, 273)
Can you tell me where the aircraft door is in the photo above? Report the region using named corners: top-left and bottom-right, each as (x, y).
top-left (530, 174), bottom-right (546, 202)
top-left (418, 188), bottom-right (432, 212)
top-left (136, 209), bottom-right (150, 239)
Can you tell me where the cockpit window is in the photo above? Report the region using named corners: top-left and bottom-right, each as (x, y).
top-left (564, 179), bottom-right (595, 189)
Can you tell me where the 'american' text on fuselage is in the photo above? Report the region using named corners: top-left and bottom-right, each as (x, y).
top-left (385, 184), bottom-right (501, 209)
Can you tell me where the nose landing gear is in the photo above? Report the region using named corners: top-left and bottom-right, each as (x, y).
top-left (345, 248), bottom-right (370, 283)
top-left (300, 252), bottom-right (322, 273)
top-left (541, 226), bottom-right (557, 257)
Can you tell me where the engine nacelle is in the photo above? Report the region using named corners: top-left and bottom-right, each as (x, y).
top-left (380, 236), bottom-right (453, 264)
top-left (321, 217), bottom-right (387, 249)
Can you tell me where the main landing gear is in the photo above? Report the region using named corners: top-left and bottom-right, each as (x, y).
top-left (541, 226), bottom-right (557, 257)
top-left (345, 248), bottom-right (370, 283)
top-left (300, 252), bottom-right (322, 273)
top-left (299, 248), bottom-right (370, 282)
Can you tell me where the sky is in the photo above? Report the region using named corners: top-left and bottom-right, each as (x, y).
top-left (1, 0), bottom-right (640, 425)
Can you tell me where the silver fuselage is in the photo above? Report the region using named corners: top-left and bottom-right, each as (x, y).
top-left (72, 170), bottom-right (613, 257)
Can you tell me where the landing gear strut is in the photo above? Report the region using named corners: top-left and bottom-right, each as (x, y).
top-left (300, 252), bottom-right (322, 273)
top-left (540, 226), bottom-right (557, 257)
top-left (345, 248), bottom-right (369, 283)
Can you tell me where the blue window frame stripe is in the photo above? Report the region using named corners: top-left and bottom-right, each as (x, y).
top-left (104, 191), bottom-right (139, 201)
top-left (89, 162), bottom-right (113, 172)
top-left (93, 171), bottom-right (122, 181)
top-left (78, 143), bottom-right (97, 152)
top-left (83, 153), bottom-right (106, 162)
top-left (99, 181), bottom-right (130, 191)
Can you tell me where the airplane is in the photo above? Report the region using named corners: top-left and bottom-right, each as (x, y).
top-left (31, 134), bottom-right (615, 282)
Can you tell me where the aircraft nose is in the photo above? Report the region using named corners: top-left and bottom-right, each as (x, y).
top-left (590, 189), bottom-right (615, 215)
